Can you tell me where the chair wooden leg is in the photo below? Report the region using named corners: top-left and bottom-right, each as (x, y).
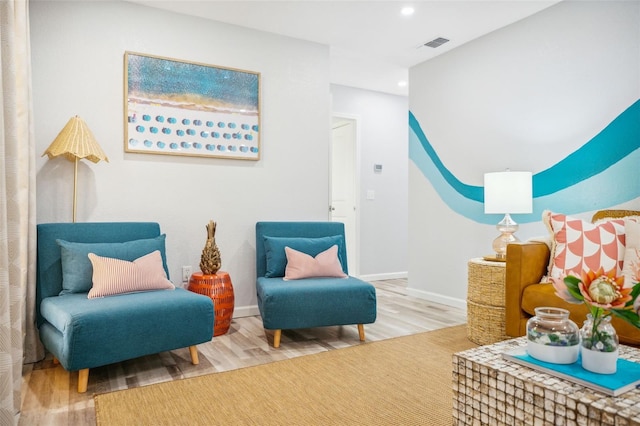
top-left (273, 329), bottom-right (282, 348)
top-left (78, 369), bottom-right (89, 393)
top-left (189, 345), bottom-right (199, 365)
top-left (358, 324), bottom-right (365, 341)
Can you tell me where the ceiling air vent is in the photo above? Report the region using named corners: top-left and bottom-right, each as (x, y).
top-left (424, 37), bottom-right (449, 48)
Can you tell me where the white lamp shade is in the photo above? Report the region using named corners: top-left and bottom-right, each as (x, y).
top-left (484, 171), bottom-right (532, 214)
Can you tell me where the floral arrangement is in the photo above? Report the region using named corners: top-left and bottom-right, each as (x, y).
top-left (551, 266), bottom-right (640, 352)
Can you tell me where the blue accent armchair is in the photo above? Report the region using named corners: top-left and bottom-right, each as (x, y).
top-left (36, 222), bottom-right (214, 392)
top-left (255, 221), bottom-right (377, 347)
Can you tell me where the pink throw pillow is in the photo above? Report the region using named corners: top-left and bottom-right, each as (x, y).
top-left (544, 211), bottom-right (626, 279)
top-left (87, 250), bottom-right (175, 298)
top-left (284, 245), bottom-right (347, 280)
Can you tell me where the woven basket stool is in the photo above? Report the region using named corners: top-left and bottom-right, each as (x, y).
top-left (466, 258), bottom-right (508, 345)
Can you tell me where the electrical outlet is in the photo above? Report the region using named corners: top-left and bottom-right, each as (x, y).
top-left (182, 266), bottom-right (192, 282)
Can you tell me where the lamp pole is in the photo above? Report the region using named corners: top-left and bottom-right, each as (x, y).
top-left (73, 157), bottom-right (78, 223)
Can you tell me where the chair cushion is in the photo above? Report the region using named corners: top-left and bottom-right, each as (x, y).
top-left (263, 235), bottom-right (345, 278)
top-left (284, 245), bottom-right (347, 280)
top-left (256, 276), bottom-right (376, 330)
top-left (57, 234), bottom-right (168, 295)
top-left (87, 250), bottom-right (175, 298)
top-left (39, 288), bottom-right (213, 371)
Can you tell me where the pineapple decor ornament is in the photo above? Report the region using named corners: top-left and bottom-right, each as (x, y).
top-left (200, 220), bottom-right (221, 275)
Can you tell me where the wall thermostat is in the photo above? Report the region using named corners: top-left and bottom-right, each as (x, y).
top-left (373, 164), bottom-right (383, 173)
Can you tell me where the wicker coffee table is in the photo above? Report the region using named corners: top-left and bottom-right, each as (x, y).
top-left (453, 337), bottom-right (640, 425)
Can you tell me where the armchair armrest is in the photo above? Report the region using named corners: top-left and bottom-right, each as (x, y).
top-left (505, 241), bottom-right (550, 337)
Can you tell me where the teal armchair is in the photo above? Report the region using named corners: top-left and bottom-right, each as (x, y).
top-left (255, 221), bottom-right (377, 347)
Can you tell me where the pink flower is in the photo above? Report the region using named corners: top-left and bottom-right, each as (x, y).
top-left (578, 268), bottom-right (630, 310)
top-left (553, 268), bottom-right (640, 339)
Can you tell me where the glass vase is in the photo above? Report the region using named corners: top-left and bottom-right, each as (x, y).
top-left (526, 307), bottom-right (580, 364)
top-left (580, 313), bottom-right (619, 374)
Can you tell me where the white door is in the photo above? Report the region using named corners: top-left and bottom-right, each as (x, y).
top-left (331, 116), bottom-right (358, 275)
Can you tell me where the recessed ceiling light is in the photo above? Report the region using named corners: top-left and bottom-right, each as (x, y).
top-left (398, 81), bottom-right (408, 88)
top-left (401, 7), bottom-right (415, 16)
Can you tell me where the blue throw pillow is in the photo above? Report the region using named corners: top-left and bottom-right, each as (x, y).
top-left (57, 234), bottom-right (168, 295)
top-left (263, 235), bottom-right (345, 278)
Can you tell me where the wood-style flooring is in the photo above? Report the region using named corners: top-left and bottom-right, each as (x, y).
top-left (19, 279), bottom-right (467, 425)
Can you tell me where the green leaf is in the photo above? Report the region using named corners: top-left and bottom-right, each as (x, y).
top-left (566, 287), bottom-right (583, 302)
top-left (610, 308), bottom-right (640, 329)
top-left (564, 276), bottom-right (584, 302)
top-left (564, 275), bottom-right (581, 286)
top-left (625, 282), bottom-right (640, 308)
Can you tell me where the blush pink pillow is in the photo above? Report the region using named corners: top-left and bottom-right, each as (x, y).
top-left (544, 211), bottom-right (627, 279)
top-left (622, 219), bottom-right (640, 286)
top-left (283, 245), bottom-right (347, 280)
top-left (87, 250), bottom-right (175, 298)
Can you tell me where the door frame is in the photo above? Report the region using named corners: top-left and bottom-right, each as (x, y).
top-left (330, 112), bottom-right (361, 277)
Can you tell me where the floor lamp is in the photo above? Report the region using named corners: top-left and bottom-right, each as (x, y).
top-left (484, 170), bottom-right (532, 260)
top-left (42, 116), bottom-right (109, 222)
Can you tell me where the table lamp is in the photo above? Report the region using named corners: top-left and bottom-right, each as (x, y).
top-left (484, 170), bottom-right (532, 260)
top-left (42, 116), bottom-right (109, 222)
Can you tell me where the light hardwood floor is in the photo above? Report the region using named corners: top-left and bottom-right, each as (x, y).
top-left (19, 279), bottom-right (467, 425)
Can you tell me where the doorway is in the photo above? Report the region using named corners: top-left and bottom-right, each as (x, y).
top-left (330, 114), bottom-right (359, 276)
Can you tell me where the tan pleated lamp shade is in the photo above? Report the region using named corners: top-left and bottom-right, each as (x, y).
top-left (42, 115), bottom-right (109, 163)
top-left (42, 115), bottom-right (109, 222)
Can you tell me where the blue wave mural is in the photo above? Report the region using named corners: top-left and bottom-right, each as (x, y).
top-left (409, 99), bottom-right (640, 224)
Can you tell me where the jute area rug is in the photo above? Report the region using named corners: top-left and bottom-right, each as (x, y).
top-left (95, 325), bottom-right (476, 425)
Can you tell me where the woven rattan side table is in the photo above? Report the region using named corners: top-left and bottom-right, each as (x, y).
top-left (467, 258), bottom-right (508, 345)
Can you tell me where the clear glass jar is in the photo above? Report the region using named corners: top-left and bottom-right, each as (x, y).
top-left (526, 307), bottom-right (580, 364)
top-left (580, 313), bottom-right (618, 374)
top-left (580, 314), bottom-right (618, 352)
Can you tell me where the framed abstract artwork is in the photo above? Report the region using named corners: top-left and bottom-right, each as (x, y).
top-left (124, 52), bottom-right (261, 160)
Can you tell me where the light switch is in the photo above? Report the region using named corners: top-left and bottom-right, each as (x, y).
top-left (366, 190), bottom-right (375, 200)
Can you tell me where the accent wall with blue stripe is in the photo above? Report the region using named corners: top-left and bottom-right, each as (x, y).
top-left (409, 99), bottom-right (640, 224)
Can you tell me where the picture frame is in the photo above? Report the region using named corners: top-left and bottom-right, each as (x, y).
top-left (124, 52), bottom-right (261, 160)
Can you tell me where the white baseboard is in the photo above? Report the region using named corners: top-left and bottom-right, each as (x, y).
top-left (357, 271), bottom-right (408, 282)
top-left (230, 285), bottom-right (465, 317)
top-left (406, 287), bottom-right (467, 310)
top-left (233, 305), bottom-right (260, 318)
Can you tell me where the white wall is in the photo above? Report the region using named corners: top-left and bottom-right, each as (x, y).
top-left (408, 1), bottom-right (640, 307)
top-left (31, 1), bottom-right (331, 316)
top-left (331, 85), bottom-right (408, 279)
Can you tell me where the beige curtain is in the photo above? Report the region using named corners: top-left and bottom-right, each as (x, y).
top-left (0, 1), bottom-right (42, 424)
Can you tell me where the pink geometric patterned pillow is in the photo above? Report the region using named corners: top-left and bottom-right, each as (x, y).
top-left (87, 250), bottom-right (175, 298)
top-left (545, 211), bottom-right (626, 279)
top-left (283, 245), bottom-right (347, 280)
